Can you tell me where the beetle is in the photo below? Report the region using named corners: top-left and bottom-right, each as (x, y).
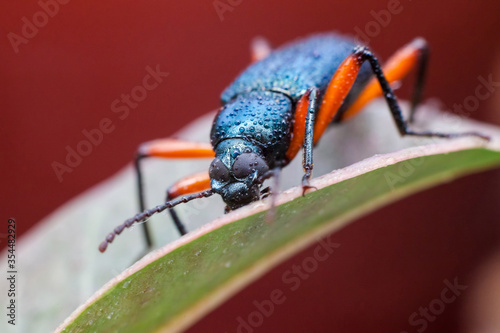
top-left (99, 32), bottom-right (488, 253)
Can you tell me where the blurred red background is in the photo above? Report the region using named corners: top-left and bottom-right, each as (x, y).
top-left (2, 0), bottom-right (500, 332)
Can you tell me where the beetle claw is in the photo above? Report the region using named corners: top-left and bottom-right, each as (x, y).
top-left (302, 185), bottom-right (317, 196)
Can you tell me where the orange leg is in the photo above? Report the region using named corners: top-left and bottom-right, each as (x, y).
top-left (313, 43), bottom-right (488, 145)
top-left (313, 50), bottom-right (368, 144)
top-left (340, 38), bottom-right (428, 122)
top-left (286, 90), bottom-right (312, 161)
top-left (138, 138), bottom-right (215, 159)
top-left (167, 171), bottom-right (211, 199)
top-left (135, 139), bottom-right (215, 249)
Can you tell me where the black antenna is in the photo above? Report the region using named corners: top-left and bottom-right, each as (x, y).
top-left (99, 189), bottom-right (214, 252)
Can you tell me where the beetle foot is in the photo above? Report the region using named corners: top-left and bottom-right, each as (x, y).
top-left (301, 175), bottom-right (317, 196)
top-left (301, 184), bottom-right (317, 196)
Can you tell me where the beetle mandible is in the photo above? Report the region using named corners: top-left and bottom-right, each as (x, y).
top-left (99, 32), bottom-right (488, 253)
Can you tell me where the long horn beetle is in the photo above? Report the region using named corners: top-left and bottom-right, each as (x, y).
top-left (99, 32), bottom-right (488, 253)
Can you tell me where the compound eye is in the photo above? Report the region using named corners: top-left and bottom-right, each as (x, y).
top-left (209, 158), bottom-right (230, 183)
top-left (232, 153), bottom-right (269, 179)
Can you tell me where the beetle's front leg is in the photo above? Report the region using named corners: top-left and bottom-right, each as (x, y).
top-left (135, 139), bottom-right (214, 250)
top-left (165, 171), bottom-right (212, 236)
top-left (301, 88), bottom-right (319, 194)
top-left (286, 87), bottom-right (319, 195)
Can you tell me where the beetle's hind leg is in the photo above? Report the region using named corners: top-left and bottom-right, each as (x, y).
top-left (340, 38), bottom-right (429, 123)
top-left (351, 47), bottom-right (490, 140)
top-left (312, 45), bottom-right (489, 146)
top-left (135, 139), bottom-right (214, 251)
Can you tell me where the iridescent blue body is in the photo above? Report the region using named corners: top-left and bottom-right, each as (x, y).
top-left (209, 33), bottom-right (372, 208)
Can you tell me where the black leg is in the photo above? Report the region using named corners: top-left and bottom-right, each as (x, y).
top-left (134, 154), bottom-right (153, 250)
top-left (301, 87), bottom-right (319, 194)
top-left (165, 191), bottom-right (188, 236)
top-left (409, 38), bottom-right (429, 123)
top-left (354, 46), bottom-right (490, 141)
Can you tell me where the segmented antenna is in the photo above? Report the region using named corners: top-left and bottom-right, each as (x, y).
top-left (99, 189), bottom-right (214, 252)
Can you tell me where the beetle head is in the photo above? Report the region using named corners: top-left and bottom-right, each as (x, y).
top-left (209, 139), bottom-right (269, 210)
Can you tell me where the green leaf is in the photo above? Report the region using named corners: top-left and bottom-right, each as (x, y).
top-left (54, 101), bottom-right (500, 333)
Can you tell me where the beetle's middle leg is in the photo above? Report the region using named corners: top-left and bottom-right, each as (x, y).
top-left (135, 139), bottom-right (214, 250)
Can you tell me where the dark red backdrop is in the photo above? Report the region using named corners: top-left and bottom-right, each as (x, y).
top-left (2, 0), bottom-right (500, 332)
